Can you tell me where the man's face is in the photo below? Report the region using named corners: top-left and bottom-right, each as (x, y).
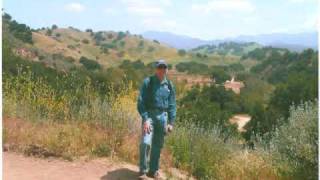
top-left (155, 65), bottom-right (167, 78)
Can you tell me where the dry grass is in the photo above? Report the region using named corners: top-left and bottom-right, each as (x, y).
top-left (3, 117), bottom-right (127, 160)
top-left (32, 28), bottom-right (182, 67)
top-left (215, 150), bottom-right (279, 180)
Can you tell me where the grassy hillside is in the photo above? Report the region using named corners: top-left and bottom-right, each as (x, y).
top-left (3, 13), bottom-right (249, 72)
top-left (191, 42), bottom-right (261, 56)
top-left (32, 27), bottom-right (184, 67)
top-left (31, 27), bottom-right (249, 67)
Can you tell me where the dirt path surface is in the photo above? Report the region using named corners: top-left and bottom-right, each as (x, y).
top-left (3, 151), bottom-right (189, 180)
top-left (229, 114), bottom-right (251, 132)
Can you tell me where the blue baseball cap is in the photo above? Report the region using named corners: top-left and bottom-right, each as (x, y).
top-left (155, 59), bottom-right (168, 68)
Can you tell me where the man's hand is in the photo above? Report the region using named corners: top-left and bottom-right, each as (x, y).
top-left (143, 120), bottom-right (151, 134)
top-left (167, 124), bottom-right (173, 133)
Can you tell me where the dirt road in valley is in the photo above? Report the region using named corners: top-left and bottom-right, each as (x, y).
top-left (3, 151), bottom-right (190, 180)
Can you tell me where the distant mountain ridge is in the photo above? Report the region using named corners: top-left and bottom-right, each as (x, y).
top-left (142, 31), bottom-right (208, 49)
top-left (142, 31), bottom-right (318, 51)
top-left (229, 32), bottom-right (318, 51)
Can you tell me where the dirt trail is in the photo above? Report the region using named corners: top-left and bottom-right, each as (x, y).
top-left (229, 114), bottom-right (251, 132)
top-left (3, 151), bottom-right (190, 180)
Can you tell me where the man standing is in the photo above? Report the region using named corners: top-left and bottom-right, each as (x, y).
top-left (137, 59), bottom-right (176, 179)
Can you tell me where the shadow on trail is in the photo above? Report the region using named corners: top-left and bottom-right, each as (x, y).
top-left (100, 168), bottom-right (139, 180)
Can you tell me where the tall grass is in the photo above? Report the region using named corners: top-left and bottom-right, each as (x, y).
top-left (166, 122), bottom-right (234, 178)
top-left (3, 67), bottom-right (141, 160)
top-left (3, 67), bottom-right (138, 123)
top-left (166, 121), bottom-right (278, 179)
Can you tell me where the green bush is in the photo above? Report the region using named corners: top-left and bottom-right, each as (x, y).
top-left (117, 31), bottom-right (126, 40)
top-left (138, 40), bottom-right (144, 49)
top-left (93, 31), bottom-right (106, 45)
top-left (148, 46), bottom-right (155, 52)
top-left (82, 39), bottom-right (89, 44)
top-left (100, 43), bottom-right (116, 49)
top-left (119, 41), bottom-right (125, 47)
top-left (175, 62), bottom-right (209, 74)
top-left (52, 24), bottom-right (58, 30)
top-left (5, 14), bottom-right (33, 44)
top-left (178, 49), bottom-right (186, 56)
top-left (269, 101), bottom-right (318, 179)
top-left (79, 56), bottom-right (101, 71)
top-left (210, 66), bottom-right (230, 84)
top-left (92, 143), bottom-right (111, 157)
top-left (85, 28), bottom-right (93, 33)
top-left (46, 29), bottom-right (52, 36)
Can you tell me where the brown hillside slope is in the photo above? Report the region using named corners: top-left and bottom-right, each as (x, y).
top-left (32, 28), bottom-right (182, 67)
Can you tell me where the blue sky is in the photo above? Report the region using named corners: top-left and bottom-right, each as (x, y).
top-left (3, 0), bottom-right (319, 40)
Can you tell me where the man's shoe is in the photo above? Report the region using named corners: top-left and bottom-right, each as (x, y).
top-left (138, 172), bottom-right (148, 180)
top-left (147, 171), bottom-right (161, 179)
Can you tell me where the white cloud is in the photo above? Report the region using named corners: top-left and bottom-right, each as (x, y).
top-left (64, 2), bottom-right (85, 13)
top-left (142, 18), bottom-right (177, 30)
top-left (128, 6), bottom-right (164, 16)
top-left (121, 0), bottom-right (170, 16)
top-left (302, 13), bottom-right (319, 30)
top-left (192, 0), bottom-right (255, 14)
top-left (287, 0), bottom-right (317, 3)
top-left (270, 28), bottom-right (290, 33)
top-left (243, 16), bottom-right (259, 24)
top-left (104, 7), bottom-right (117, 15)
top-left (159, 0), bottom-right (172, 6)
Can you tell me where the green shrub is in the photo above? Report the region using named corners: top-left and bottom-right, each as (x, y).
top-left (117, 31), bottom-right (126, 40)
top-left (92, 143), bottom-right (111, 157)
top-left (148, 46), bottom-right (155, 52)
top-left (175, 62), bottom-right (209, 74)
top-left (79, 56), bottom-right (101, 70)
top-left (178, 49), bottom-right (186, 56)
top-left (93, 31), bottom-right (106, 45)
top-left (52, 24), bottom-right (58, 30)
top-left (5, 15), bottom-right (33, 44)
top-left (85, 28), bottom-right (93, 33)
top-left (82, 39), bottom-right (89, 44)
top-left (46, 29), bottom-right (52, 36)
top-left (138, 40), bottom-right (144, 48)
top-left (269, 101), bottom-right (318, 179)
top-left (100, 43), bottom-right (116, 49)
top-left (119, 41), bottom-right (125, 47)
top-left (67, 44), bottom-right (76, 49)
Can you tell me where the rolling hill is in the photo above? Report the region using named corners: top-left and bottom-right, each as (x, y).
top-left (191, 42), bottom-right (261, 56)
top-left (3, 13), bottom-right (248, 72)
top-left (142, 31), bottom-right (317, 51)
top-left (8, 12), bottom-right (313, 75)
top-left (3, 13), bottom-right (192, 70)
top-left (31, 28), bottom-right (184, 67)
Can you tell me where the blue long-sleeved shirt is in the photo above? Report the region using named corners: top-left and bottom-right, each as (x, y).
top-left (137, 74), bottom-right (176, 125)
